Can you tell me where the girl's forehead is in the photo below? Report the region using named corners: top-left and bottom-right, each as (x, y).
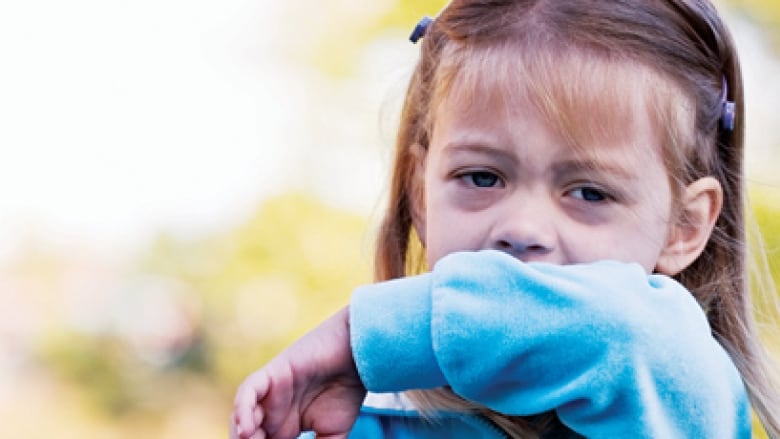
top-left (431, 44), bottom-right (694, 155)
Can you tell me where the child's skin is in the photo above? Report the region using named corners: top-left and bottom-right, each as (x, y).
top-left (232, 66), bottom-right (724, 439)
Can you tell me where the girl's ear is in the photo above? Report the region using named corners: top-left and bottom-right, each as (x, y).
top-left (656, 177), bottom-right (723, 275)
top-left (408, 143), bottom-right (428, 246)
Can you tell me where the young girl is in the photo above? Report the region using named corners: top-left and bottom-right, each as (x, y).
top-left (232, 0), bottom-right (780, 437)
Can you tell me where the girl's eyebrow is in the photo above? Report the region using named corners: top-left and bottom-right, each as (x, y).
top-left (552, 159), bottom-right (638, 180)
top-left (440, 142), bottom-right (517, 164)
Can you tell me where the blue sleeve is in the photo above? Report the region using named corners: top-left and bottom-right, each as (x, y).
top-left (349, 250), bottom-right (751, 438)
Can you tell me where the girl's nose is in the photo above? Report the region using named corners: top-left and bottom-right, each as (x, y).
top-left (490, 201), bottom-right (556, 260)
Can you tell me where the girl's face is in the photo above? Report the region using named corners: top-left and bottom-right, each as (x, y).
top-left (419, 88), bottom-right (676, 273)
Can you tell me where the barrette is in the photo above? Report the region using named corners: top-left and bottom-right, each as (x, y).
top-left (721, 76), bottom-right (736, 132)
top-left (410, 16), bottom-right (433, 44)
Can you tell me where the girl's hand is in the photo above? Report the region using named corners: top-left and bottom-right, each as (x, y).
top-left (231, 307), bottom-right (366, 439)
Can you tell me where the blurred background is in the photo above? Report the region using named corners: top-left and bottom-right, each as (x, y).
top-left (0, 0), bottom-right (778, 437)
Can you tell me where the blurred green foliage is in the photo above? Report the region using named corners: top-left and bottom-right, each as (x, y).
top-left (750, 187), bottom-right (780, 342)
top-left (40, 333), bottom-right (139, 416)
top-left (25, 192), bottom-right (371, 436)
top-left (140, 191), bottom-right (372, 392)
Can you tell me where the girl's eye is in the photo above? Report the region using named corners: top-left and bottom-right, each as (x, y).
top-left (463, 171), bottom-right (501, 188)
top-left (569, 187), bottom-right (608, 202)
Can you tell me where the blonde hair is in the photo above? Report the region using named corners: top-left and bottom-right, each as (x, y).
top-left (374, 0), bottom-right (780, 436)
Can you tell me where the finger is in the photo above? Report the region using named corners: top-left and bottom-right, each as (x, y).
top-left (259, 365), bottom-right (298, 437)
top-left (231, 412), bottom-right (251, 439)
top-left (235, 373), bottom-right (270, 436)
top-left (234, 371), bottom-right (271, 408)
top-left (253, 406), bottom-right (262, 427)
top-left (229, 413), bottom-right (239, 439)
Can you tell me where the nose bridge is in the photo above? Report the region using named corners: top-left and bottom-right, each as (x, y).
top-left (492, 187), bottom-right (556, 255)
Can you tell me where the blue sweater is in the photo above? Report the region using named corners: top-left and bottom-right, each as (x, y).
top-left (342, 250), bottom-right (750, 438)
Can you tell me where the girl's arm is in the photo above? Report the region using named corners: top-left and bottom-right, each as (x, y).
top-left (351, 250), bottom-right (751, 438)
top-left (233, 250), bottom-right (751, 438)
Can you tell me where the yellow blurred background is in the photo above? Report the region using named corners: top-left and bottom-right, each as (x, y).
top-left (0, 0), bottom-right (778, 437)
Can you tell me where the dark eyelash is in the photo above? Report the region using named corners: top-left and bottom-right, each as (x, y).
top-left (570, 185), bottom-right (616, 202)
top-left (461, 171), bottom-right (501, 188)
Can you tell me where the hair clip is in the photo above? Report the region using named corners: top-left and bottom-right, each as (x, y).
top-left (721, 76), bottom-right (736, 132)
top-left (410, 16), bottom-right (433, 44)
